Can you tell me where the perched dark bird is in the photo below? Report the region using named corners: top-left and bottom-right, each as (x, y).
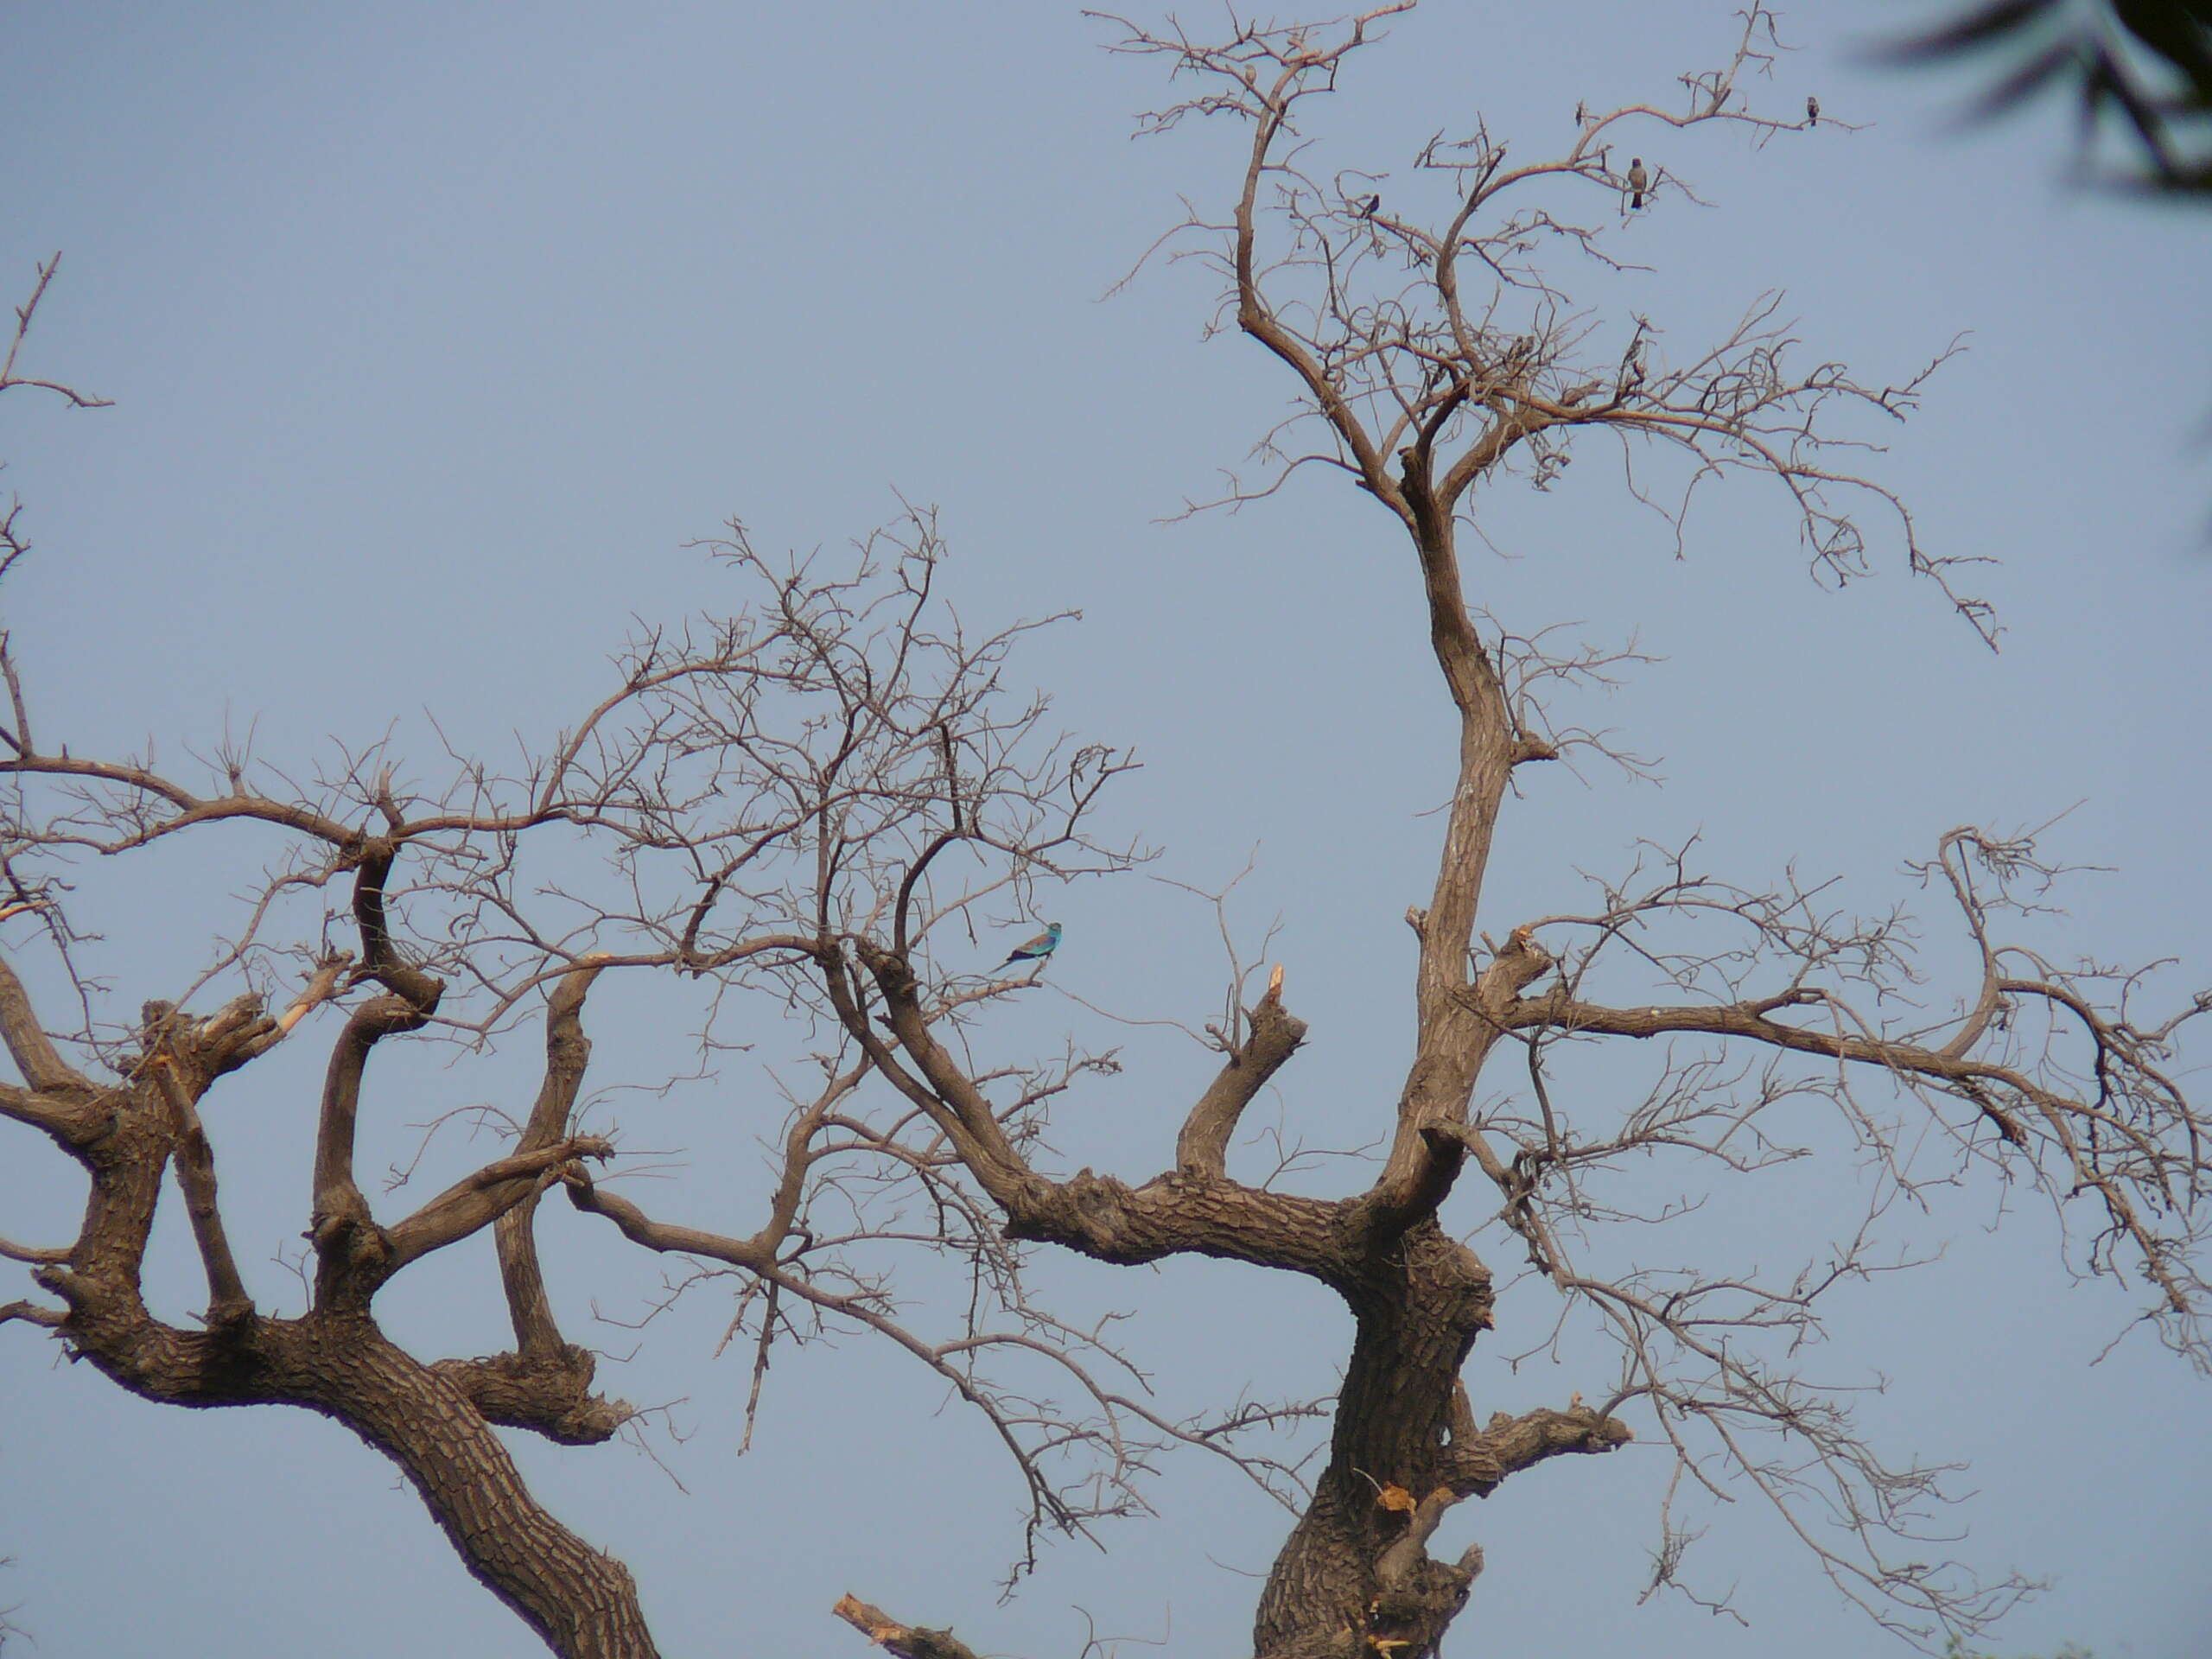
top-left (1806, 94), bottom-right (1820, 127)
top-left (1574, 99), bottom-right (1588, 126)
top-left (1358, 193), bottom-right (1381, 219)
top-left (1626, 158), bottom-right (1648, 210)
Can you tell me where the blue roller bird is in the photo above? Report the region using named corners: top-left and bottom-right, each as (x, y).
top-left (998, 921), bottom-right (1063, 970)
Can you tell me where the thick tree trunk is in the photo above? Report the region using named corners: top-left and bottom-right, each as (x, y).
top-left (844, 924), bottom-right (1628, 1659)
top-left (281, 1315), bottom-right (659, 1659)
top-left (1252, 1220), bottom-right (1496, 1659)
top-left (30, 1044), bottom-right (657, 1659)
top-left (59, 1274), bottom-right (658, 1656)
top-left (60, 1302), bottom-right (658, 1657)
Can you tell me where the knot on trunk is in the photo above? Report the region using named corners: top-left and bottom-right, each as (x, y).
top-left (1367, 1547), bottom-right (1483, 1657)
top-left (1001, 1167), bottom-right (1156, 1262)
top-left (1358, 1483), bottom-right (1483, 1656)
top-left (308, 1207), bottom-right (396, 1307)
top-left (432, 1345), bottom-right (634, 1446)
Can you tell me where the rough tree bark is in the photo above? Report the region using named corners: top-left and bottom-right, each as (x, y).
top-left (0, 922), bottom-right (652, 1657)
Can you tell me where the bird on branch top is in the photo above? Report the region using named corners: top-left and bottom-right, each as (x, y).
top-left (997, 922), bottom-right (1064, 970)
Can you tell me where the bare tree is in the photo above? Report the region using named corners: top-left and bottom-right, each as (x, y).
top-left (3, 9), bottom-right (2207, 1659)
top-left (4, 251), bottom-right (1233, 1648)
top-left (0, 341), bottom-right (1173, 1645)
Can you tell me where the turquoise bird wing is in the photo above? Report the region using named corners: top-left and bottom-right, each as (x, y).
top-left (999, 924), bottom-right (1063, 963)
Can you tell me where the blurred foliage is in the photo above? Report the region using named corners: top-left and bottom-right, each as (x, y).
top-left (1893, 0), bottom-right (2212, 194)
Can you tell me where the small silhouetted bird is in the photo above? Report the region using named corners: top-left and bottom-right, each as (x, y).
top-left (1806, 94), bottom-right (1820, 127)
top-left (1574, 99), bottom-right (1587, 125)
top-left (1626, 158), bottom-right (1648, 210)
top-left (1358, 194), bottom-right (1381, 218)
top-left (998, 922), bottom-right (1064, 969)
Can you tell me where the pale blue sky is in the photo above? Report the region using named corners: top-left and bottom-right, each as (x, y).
top-left (3, 3), bottom-right (2209, 1657)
